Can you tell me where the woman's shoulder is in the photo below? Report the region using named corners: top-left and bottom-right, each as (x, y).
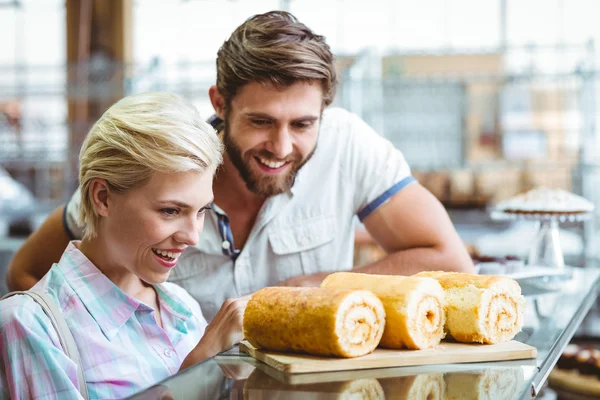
top-left (0, 293), bottom-right (52, 330)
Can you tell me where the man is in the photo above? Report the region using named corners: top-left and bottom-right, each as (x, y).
top-left (7, 11), bottom-right (473, 323)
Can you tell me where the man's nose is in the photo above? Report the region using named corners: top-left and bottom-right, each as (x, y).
top-left (268, 126), bottom-right (293, 159)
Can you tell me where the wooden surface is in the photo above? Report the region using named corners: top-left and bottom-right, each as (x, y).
top-left (239, 340), bottom-right (537, 374)
top-left (549, 368), bottom-right (600, 398)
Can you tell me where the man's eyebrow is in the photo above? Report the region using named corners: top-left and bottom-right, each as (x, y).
top-left (244, 112), bottom-right (319, 123)
top-left (244, 112), bottom-right (275, 120)
top-left (292, 116), bottom-right (319, 123)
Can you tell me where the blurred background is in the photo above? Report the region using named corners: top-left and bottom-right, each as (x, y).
top-left (1, 0), bottom-right (600, 330)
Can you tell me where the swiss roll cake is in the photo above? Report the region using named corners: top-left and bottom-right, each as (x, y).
top-left (243, 287), bottom-right (386, 358)
top-left (415, 271), bottom-right (525, 344)
top-left (322, 272), bottom-right (445, 349)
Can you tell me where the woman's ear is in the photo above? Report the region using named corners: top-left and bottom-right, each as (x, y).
top-left (89, 178), bottom-right (111, 217)
top-left (209, 85), bottom-right (226, 119)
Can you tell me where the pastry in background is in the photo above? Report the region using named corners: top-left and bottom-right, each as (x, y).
top-left (243, 287), bottom-right (385, 358)
top-left (243, 368), bottom-right (385, 400)
top-left (414, 271), bottom-right (525, 344)
top-left (471, 254), bottom-right (524, 275)
top-left (448, 169), bottom-right (474, 207)
top-left (444, 369), bottom-right (524, 400)
top-left (473, 166), bottom-right (522, 206)
top-left (322, 272), bottom-right (445, 349)
top-left (556, 343), bottom-right (583, 371)
top-left (379, 374), bottom-right (445, 400)
top-left (549, 343), bottom-right (600, 397)
top-left (425, 170), bottom-right (451, 204)
top-left (494, 186), bottom-right (594, 214)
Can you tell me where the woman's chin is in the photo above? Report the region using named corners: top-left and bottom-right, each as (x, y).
top-left (140, 272), bottom-right (170, 286)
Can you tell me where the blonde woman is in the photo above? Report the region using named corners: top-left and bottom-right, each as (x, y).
top-left (0, 92), bottom-right (237, 399)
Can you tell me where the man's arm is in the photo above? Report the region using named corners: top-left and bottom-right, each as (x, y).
top-left (277, 183), bottom-right (474, 287)
top-left (6, 205), bottom-right (70, 291)
top-left (357, 183), bottom-right (474, 275)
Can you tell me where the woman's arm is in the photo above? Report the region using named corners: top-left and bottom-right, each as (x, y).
top-left (0, 297), bottom-right (84, 399)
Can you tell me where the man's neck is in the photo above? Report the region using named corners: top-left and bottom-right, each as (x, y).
top-left (213, 155), bottom-right (266, 214)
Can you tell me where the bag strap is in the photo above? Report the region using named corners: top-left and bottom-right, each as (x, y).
top-left (1, 291), bottom-right (89, 400)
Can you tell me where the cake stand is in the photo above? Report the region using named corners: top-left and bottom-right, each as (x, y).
top-left (489, 210), bottom-right (592, 270)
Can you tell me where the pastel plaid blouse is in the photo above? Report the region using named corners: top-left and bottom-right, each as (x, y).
top-left (0, 242), bottom-right (207, 399)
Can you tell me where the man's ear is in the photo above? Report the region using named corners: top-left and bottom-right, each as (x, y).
top-left (89, 178), bottom-right (111, 217)
top-left (208, 85), bottom-right (226, 119)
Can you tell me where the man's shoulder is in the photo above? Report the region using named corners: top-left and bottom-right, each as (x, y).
top-left (317, 107), bottom-right (357, 152)
top-left (320, 107), bottom-right (379, 143)
top-left (321, 107), bottom-right (355, 127)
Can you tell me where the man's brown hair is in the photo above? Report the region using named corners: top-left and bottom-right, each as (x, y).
top-left (216, 11), bottom-right (337, 107)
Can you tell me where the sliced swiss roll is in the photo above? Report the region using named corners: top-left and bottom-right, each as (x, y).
top-left (243, 287), bottom-right (386, 358)
top-left (321, 272), bottom-right (445, 350)
top-left (444, 369), bottom-right (524, 400)
top-left (379, 374), bottom-right (445, 400)
top-left (244, 368), bottom-right (385, 400)
top-left (415, 271), bottom-right (525, 344)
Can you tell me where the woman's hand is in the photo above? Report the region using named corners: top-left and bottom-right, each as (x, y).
top-left (180, 295), bottom-right (252, 371)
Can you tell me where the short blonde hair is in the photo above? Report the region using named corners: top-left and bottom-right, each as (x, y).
top-left (78, 92), bottom-right (223, 238)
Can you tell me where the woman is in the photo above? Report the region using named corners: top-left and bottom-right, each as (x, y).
top-left (0, 92), bottom-right (238, 399)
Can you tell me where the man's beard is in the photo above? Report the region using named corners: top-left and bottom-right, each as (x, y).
top-left (222, 118), bottom-right (316, 198)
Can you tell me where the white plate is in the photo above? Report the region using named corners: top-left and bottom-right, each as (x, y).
top-left (476, 264), bottom-right (572, 281)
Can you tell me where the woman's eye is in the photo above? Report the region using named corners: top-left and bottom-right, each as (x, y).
top-left (198, 205), bottom-right (212, 216)
top-left (161, 208), bottom-right (179, 216)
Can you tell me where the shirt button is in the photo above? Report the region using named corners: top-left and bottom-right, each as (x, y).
top-left (164, 349), bottom-right (173, 358)
top-left (222, 240), bottom-right (231, 250)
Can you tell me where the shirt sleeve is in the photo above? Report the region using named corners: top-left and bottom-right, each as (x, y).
top-left (63, 188), bottom-right (85, 240)
top-left (0, 296), bottom-right (84, 400)
top-left (336, 109), bottom-right (416, 221)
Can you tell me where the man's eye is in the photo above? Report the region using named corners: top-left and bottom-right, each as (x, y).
top-left (161, 208), bottom-right (179, 216)
top-left (293, 122), bottom-right (311, 129)
top-left (252, 119), bottom-right (270, 126)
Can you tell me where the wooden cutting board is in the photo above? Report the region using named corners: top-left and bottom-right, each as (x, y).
top-left (239, 340), bottom-right (537, 374)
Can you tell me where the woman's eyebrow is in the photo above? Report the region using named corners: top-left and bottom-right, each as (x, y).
top-left (156, 200), bottom-right (192, 209)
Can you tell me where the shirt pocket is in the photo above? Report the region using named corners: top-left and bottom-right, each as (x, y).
top-left (268, 215), bottom-right (336, 276)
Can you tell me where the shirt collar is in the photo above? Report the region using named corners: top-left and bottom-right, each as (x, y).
top-left (154, 284), bottom-right (192, 321)
top-left (56, 242), bottom-right (192, 340)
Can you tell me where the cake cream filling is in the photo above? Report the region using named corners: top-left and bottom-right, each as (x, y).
top-left (407, 281), bottom-right (445, 342)
top-left (335, 291), bottom-right (385, 354)
top-left (482, 290), bottom-right (525, 342)
top-left (151, 248), bottom-right (181, 262)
